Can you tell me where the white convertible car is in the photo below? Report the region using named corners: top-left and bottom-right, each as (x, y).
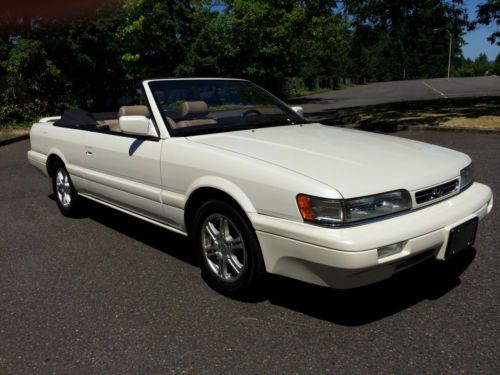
top-left (28, 78), bottom-right (493, 296)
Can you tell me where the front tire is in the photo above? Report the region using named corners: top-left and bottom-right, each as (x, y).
top-left (193, 200), bottom-right (266, 297)
top-left (52, 161), bottom-right (81, 217)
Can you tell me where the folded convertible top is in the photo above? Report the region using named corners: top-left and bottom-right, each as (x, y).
top-left (54, 109), bottom-right (98, 128)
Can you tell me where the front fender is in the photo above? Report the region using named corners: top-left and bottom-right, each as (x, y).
top-left (186, 176), bottom-right (257, 213)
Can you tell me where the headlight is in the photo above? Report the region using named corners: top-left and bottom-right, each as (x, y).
top-left (297, 190), bottom-right (411, 226)
top-left (296, 195), bottom-right (343, 224)
top-left (344, 190), bottom-right (412, 223)
top-left (460, 164), bottom-right (473, 190)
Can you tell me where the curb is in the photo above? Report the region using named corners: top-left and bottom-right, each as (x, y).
top-left (0, 134), bottom-right (30, 147)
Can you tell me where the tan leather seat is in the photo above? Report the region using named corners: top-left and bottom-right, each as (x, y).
top-left (175, 101), bottom-right (217, 128)
top-left (96, 106), bottom-right (151, 133)
top-left (118, 105), bottom-right (151, 118)
top-left (100, 105), bottom-right (151, 132)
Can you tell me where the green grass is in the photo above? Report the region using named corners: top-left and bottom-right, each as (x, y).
top-left (8, 122), bottom-right (34, 129)
top-left (0, 122), bottom-right (32, 142)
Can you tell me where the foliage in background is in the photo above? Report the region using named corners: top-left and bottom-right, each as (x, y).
top-left (476, 0), bottom-right (500, 45)
top-left (0, 0), bottom-right (498, 127)
top-left (346, 0), bottom-right (472, 81)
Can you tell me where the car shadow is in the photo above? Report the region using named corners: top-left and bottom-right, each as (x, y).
top-left (55, 194), bottom-right (476, 326)
top-left (261, 248), bottom-right (475, 326)
top-left (49, 194), bottom-right (197, 266)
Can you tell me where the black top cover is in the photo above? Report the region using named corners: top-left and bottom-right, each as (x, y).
top-left (55, 110), bottom-right (98, 128)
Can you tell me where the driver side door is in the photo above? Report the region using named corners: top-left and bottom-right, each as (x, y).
top-left (82, 130), bottom-right (165, 222)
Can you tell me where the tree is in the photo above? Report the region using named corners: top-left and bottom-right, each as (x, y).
top-left (455, 57), bottom-right (475, 77)
top-left (1, 38), bottom-right (64, 117)
top-left (476, 0), bottom-right (500, 45)
top-left (172, 1), bottom-right (226, 77)
top-left (295, 1), bottom-right (351, 88)
top-left (37, 6), bottom-right (127, 110)
top-left (493, 52), bottom-right (500, 74)
top-left (0, 1), bottom-right (126, 112)
top-left (116, 0), bottom-right (186, 80)
top-left (345, 0), bottom-right (471, 81)
top-left (473, 52), bottom-right (492, 75)
top-left (211, 0), bottom-right (305, 95)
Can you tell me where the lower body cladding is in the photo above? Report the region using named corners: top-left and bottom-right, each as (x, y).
top-left (250, 182), bottom-right (493, 289)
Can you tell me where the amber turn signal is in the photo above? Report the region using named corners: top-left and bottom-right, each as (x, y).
top-left (296, 194), bottom-right (315, 221)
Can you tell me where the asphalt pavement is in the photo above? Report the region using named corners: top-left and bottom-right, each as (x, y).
top-left (1, 132), bottom-right (499, 374)
top-left (291, 76), bottom-right (500, 117)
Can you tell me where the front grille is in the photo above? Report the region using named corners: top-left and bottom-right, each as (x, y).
top-left (415, 179), bottom-right (459, 205)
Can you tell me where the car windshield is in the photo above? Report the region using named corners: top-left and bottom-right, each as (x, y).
top-left (148, 79), bottom-right (307, 136)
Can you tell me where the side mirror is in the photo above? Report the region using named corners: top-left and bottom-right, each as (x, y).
top-left (119, 116), bottom-right (156, 136)
top-left (291, 106), bottom-right (304, 117)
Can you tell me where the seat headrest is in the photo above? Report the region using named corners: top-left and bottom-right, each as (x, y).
top-left (181, 101), bottom-right (208, 118)
top-left (118, 105), bottom-right (150, 118)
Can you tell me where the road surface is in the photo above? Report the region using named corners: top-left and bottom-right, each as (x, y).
top-left (291, 76), bottom-right (500, 118)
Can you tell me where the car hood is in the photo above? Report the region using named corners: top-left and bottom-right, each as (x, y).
top-left (187, 123), bottom-right (470, 198)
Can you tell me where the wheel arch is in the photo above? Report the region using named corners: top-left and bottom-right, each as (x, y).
top-left (184, 178), bottom-right (257, 236)
top-left (46, 152), bottom-right (66, 177)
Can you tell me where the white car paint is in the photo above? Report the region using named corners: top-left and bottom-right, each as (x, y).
top-left (27, 78), bottom-right (493, 289)
top-left (189, 124), bottom-right (471, 198)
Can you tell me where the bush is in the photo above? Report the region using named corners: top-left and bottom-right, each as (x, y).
top-left (0, 101), bottom-right (41, 128)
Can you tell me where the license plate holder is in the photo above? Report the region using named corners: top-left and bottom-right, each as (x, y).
top-left (445, 217), bottom-right (479, 259)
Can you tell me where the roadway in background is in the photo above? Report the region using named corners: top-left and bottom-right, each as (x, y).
top-left (291, 76), bottom-right (500, 117)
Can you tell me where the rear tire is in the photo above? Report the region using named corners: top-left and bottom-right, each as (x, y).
top-left (192, 200), bottom-right (266, 297)
top-left (51, 161), bottom-right (81, 217)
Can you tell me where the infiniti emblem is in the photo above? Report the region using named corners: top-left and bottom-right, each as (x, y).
top-left (415, 179), bottom-right (459, 205)
top-left (430, 187), bottom-right (445, 200)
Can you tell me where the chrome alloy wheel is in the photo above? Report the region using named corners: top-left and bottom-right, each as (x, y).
top-left (201, 214), bottom-right (247, 281)
top-left (55, 169), bottom-right (72, 208)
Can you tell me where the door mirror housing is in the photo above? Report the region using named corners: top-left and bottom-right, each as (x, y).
top-left (291, 106), bottom-right (304, 117)
top-left (119, 116), bottom-right (157, 137)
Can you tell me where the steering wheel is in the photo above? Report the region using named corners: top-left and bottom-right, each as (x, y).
top-left (242, 109), bottom-right (262, 117)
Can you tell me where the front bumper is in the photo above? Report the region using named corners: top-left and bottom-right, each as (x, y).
top-left (250, 182), bottom-right (493, 289)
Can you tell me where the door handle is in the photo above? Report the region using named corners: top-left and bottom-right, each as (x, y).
top-left (86, 151), bottom-right (93, 155)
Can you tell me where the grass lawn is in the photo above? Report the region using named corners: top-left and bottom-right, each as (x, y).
top-left (320, 96), bottom-right (500, 132)
top-left (0, 127), bottom-right (30, 143)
